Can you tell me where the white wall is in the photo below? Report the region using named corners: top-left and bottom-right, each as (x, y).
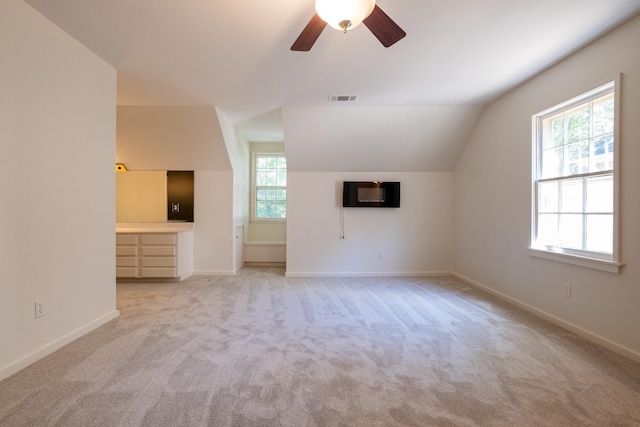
top-left (246, 224), bottom-right (287, 243)
top-left (116, 106), bottom-right (232, 171)
top-left (286, 172), bottom-right (453, 276)
top-left (115, 171), bottom-right (167, 222)
top-left (194, 171), bottom-right (235, 274)
top-left (0, 0), bottom-right (119, 380)
top-left (453, 14), bottom-right (640, 360)
top-left (215, 109), bottom-right (249, 272)
top-left (216, 108), bottom-right (249, 228)
top-left (116, 106), bottom-right (236, 274)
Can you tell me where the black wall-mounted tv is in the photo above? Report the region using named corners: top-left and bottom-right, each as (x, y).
top-left (343, 181), bottom-right (400, 208)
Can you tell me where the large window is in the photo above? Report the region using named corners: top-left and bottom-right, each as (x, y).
top-left (531, 79), bottom-right (621, 272)
top-left (252, 153), bottom-right (286, 220)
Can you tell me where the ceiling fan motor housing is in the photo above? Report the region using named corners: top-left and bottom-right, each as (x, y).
top-left (315, 0), bottom-right (375, 31)
top-left (339, 20), bottom-right (352, 32)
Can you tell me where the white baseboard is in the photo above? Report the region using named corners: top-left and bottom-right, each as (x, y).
top-left (244, 262), bottom-right (286, 267)
top-left (453, 272), bottom-right (640, 364)
top-left (284, 270), bottom-right (452, 278)
top-left (192, 269), bottom-right (236, 276)
top-left (0, 310), bottom-right (120, 382)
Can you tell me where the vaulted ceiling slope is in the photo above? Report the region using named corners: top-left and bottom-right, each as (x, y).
top-left (24, 0), bottom-right (640, 171)
top-left (283, 106), bottom-right (483, 172)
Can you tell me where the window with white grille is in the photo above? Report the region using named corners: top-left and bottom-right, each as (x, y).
top-left (531, 79), bottom-right (621, 272)
top-left (252, 153), bottom-right (286, 220)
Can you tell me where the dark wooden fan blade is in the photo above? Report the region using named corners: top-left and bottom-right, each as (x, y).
top-left (291, 13), bottom-right (327, 51)
top-left (363, 5), bottom-right (406, 48)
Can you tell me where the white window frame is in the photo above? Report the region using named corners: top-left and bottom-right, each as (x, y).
top-left (529, 76), bottom-right (623, 273)
top-left (250, 150), bottom-right (286, 222)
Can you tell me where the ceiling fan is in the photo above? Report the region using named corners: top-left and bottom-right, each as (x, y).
top-left (291, 0), bottom-right (406, 52)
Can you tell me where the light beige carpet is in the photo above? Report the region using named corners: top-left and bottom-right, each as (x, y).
top-left (1, 267), bottom-right (639, 426)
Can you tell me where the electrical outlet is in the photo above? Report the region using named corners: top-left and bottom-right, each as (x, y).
top-left (377, 251), bottom-right (383, 260)
top-left (563, 284), bottom-right (572, 299)
top-left (35, 302), bottom-right (45, 318)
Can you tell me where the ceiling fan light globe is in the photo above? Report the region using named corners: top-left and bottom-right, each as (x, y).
top-left (315, 0), bottom-right (375, 32)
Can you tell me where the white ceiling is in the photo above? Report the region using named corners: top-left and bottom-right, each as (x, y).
top-left (23, 0), bottom-right (640, 170)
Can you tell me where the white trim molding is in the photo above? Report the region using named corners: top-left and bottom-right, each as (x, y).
top-left (0, 310), bottom-right (120, 382)
top-left (453, 272), bottom-right (640, 364)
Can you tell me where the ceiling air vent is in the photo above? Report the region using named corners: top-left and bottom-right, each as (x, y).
top-left (329, 95), bottom-right (358, 102)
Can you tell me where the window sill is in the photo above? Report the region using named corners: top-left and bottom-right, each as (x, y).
top-left (528, 247), bottom-right (623, 274)
top-left (244, 241), bottom-right (286, 246)
top-left (249, 219), bottom-right (286, 224)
